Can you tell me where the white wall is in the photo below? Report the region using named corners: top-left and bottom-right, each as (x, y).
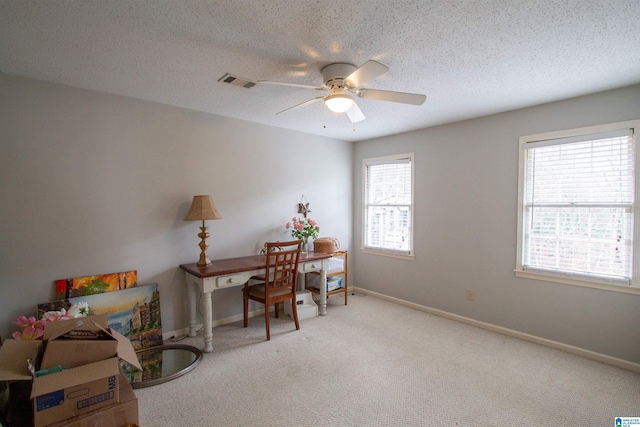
top-left (0, 73), bottom-right (353, 341)
top-left (353, 84), bottom-right (640, 364)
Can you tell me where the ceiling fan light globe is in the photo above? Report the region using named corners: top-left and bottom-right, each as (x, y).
top-left (325, 94), bottom-right (354, 113)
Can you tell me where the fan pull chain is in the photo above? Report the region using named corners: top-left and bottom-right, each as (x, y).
top-left (323, 102), bottom-right (327, 128)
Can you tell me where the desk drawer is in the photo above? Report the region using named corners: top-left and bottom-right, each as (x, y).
top-left (300, 261), bottom-right (323, 273)
top-left (216, 273), bottom-right (251, 288)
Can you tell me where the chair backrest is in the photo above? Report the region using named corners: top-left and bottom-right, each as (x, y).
top-left (264, 240), bottom-right (302, 294)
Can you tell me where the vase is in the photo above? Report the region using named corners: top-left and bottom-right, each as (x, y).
top-left (301, 238), bottom-right (308, 254)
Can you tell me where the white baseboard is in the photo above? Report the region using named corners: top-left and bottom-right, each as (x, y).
top-left (162, 308), bottom-right (269, 341)
top-left (353, 287), bottom-right (640, 373)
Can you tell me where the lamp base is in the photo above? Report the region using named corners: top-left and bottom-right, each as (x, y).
top-left (196, 225), bottom-right (211, 266)
top-left (197, 257), bottom-right (211, 267)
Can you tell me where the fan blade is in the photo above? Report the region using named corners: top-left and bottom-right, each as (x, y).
top-left (357, 89), bottom-right (426, 105)
top-left (257, 80), bottom-right (325, 91)
top-left (345, 102), bottom-right (365, 123)
top-left (276, 96), bottom-right (324, 115)
top-left (344, 60), bottom-right (389, 88)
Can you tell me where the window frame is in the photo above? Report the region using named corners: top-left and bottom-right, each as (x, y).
top-left (362, 152), bottom-right (415, 259)
top-left (515, 119), bottom-right (640, 295)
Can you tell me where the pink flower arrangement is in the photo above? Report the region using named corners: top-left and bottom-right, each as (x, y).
top-left (11, 316), bottom-right (47, 340)
top-left (285, 217), bottom-right (320, 241)
top-left (11, 302), bottom-right (90, 340)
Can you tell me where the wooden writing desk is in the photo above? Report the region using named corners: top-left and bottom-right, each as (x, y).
top-left (180, 252), bottom-right (332, 353)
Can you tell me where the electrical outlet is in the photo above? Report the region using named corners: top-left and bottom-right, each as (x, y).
top-left (465, 289), bottom-right (475, 301)
top-left (297, 300), bottom-right (304, 305)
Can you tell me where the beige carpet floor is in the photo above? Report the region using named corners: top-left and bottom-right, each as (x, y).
top-left (135, 293), bottom-right (640, 426)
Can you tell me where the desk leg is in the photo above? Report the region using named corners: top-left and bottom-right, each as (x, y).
top-left (297, 271), bottom-right (305, 293)
top-left (202, 291), bottom-right (214, 353)
top-left (187, 281), bottom-right (198, 337)
top-left (319, 268), bottom-right (327, 316)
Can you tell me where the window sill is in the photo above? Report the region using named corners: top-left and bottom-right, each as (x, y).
top-left (361, 247), bottom-right (414, 260)
top-left (514, 269), bottom-right (640, 295)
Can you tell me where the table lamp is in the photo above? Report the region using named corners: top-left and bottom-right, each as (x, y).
top-left (183, 195), bottom-right (222, 266)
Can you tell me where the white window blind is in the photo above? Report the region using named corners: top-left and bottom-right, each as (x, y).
top-left (522, 129), bottom-right (635, 284)
top-left (363, 154), bottom-right (413, 256)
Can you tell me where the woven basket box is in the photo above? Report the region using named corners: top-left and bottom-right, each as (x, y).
top-left (313, 237), bottom-right (340, 254)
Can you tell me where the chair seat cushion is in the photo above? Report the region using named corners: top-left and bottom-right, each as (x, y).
top-left (247, 284), bottom-right (293, 299)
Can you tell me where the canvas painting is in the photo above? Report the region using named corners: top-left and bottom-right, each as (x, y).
top-left (66, 283), bottom-right (162, 350)
top-left (37, 299), bottom-right (72, 319)
top-left (55, 270), bottom-right (137, 299)
top-left (38, 283), bottom-right (163, 352)
top-left (38, 284), bottom-right (163, 386)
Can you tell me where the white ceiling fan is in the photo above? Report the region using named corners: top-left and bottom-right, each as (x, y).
top-left (221, 60), bottom-right (426, 124)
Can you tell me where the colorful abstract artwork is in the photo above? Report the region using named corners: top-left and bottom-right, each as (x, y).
top-left (55, 270), bottom-right (137, 299)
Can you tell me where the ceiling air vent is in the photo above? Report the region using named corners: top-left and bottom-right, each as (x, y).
top-left (218, 73), bottom-right (256, 89)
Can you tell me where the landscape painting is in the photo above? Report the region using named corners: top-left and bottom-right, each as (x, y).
top-left (55, 270), bottom-right (138, 299)
top-left (66, 283), bottom-right (162, 350)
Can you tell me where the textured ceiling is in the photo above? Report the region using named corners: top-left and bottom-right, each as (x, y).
top-left (1, 1), bottom-right (640, 142)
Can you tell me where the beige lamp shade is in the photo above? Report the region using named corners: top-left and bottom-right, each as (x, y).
top-left (183, 195), bottom-right (222, 221)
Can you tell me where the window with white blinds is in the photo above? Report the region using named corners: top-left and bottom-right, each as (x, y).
top-left (363, 153), bottom-right (414, 257)
top-left (516, 120), bottom-right (640, 291)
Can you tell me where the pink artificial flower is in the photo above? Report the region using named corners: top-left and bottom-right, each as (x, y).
top-left (286, 222), bottom-right (291, 229)
top-left (11, 303), bottom-right (88, 341)
top-left (11, 315), bottom-right (38, 330)
top-left (308, 218), bottom-right (317, 226)
top-left (294, 222), bottom-right (305, 231)
top-left (42, 312), bottom-right (73, 323)
top-left (12, 325), bottom-right (45, 340)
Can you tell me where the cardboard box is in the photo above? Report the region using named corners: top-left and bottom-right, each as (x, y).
top-left (31, 358), bottom-right (121, 427)
top-left (307, 275), bottom-right (343, 291)
top-left (0, 339), bottom-right (42, 381)
top-left (0, 315), bottom-right (141, 427)
top-left (41, 314), bottom-right (141, 371)
top-left (326, 277), bottom-right (343, 291)
top-left (0, 339), bottom-right (43, 426)
top-left (48, 374), bottom-right (138, 427)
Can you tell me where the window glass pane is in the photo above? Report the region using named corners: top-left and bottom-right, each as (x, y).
top-left (367, 162), bottom-right (411, 206)
top-left (366, 206), bottom-right (411, 251)
top-left (522, 133), bottom-right (634, 281)
top-left (525, 138), bottom-right (634, 205)
top-left (364, 154), bottom-right (413, 255)
top-left (523, 206), bottom-right (632, 278)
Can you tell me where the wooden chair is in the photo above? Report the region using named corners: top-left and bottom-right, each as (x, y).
top-left (243, 240), bottom-right (302, 340)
